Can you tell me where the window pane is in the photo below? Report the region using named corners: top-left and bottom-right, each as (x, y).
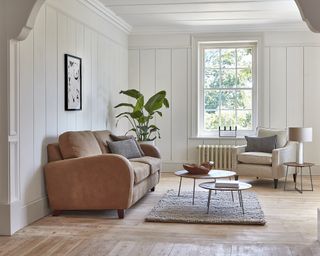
top-left (220, 90), bottom-right (236, 110)
top-left (204, 90), bottom-right (220, 112)
top-left (204, 112), bottom-right (220, 130)
top-left (220, 110), bottom-right (236, 127)
top-left (237, 110), bottom-right (252, 130)
top-left (237, 48), bottom-right (252, 68)
top-left (236, 90), bottom-right (252, 109)
top-left (237, 68), bottom-right (252, 88)
top-left (221, 49), bottom-right (236, 68)
top-left (221, 69), bottom-right (236, 88)
top-left (204, 68), bottom-right (220, 88)
top-left (205, 49), bottom-right (220, 68)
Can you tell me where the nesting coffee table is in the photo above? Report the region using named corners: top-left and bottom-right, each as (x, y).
top-left (199, 181), bottom-right (252, 214)
top-left (174, 169), bottom-right (236, 205)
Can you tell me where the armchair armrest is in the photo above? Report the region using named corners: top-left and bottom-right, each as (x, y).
top-left (44, 154), bottom-right (135, 211)
top-left (140, 144), bottom-right (161, 158)
top-left (272, 141), bottom-right (297, 166)
top-left (231, 145), bottom-right (246, 170)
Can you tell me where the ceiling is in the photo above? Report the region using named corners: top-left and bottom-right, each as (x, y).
top-left (100, 0), bottom-right (307, 34)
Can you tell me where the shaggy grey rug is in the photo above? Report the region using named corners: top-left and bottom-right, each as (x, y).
top-left (145, 190), bottom-right (266, 225)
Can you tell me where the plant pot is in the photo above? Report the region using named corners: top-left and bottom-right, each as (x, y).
top-left (138, 140), bottom-right (155, 146)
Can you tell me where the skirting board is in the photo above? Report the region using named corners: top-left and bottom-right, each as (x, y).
top-left (0, 197), bottom-right (49, 235)
top-left (161, 161), bottom-right (320, 175)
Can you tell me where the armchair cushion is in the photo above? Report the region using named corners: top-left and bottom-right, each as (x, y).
top-left (245, 135), bottom-right (277, 153)
top-left (238, 152), bottom-right (272, 165)
top-left (257, 127), bottom-right (287, 148)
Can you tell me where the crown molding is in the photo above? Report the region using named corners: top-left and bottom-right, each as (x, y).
top-left (130, 22), bottom-right (308, 35)
top-left (78, 0), bottom-right (132, 34)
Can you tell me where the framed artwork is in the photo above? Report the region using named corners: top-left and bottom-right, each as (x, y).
top-left (65, 54), bottom-right (82, 111)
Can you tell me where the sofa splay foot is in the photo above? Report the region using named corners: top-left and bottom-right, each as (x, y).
top-left (151, 187), bottom-right (155, 192)
top-left (274, 179), bottom-right (278, 189)
top-left (235, 175), bottom-right (239, 181)
top-left (293, 173), bottom-right (297, 183)
top-left (52, 210), bottom-right (62, 216)
top-left (117, 209), bottom-right (124, 219)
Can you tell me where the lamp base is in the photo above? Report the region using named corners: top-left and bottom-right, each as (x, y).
top-left (298, 142), bottom-right (304, 164)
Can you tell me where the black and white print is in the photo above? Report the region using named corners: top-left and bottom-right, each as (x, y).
top-left (65, 54), bottom-right (82, 111)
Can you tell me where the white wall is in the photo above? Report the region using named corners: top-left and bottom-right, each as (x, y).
top-left (4, 0), bottom-right (129, 235)
top-left (128, 31), bottom-right (320, 172)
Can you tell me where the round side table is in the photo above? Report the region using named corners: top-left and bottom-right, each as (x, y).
top-left (174, 170), bottom-right (236, 205)
top-left (283, 162), bottom-right (314, 193)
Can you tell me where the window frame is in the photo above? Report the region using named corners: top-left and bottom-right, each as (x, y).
top-left (197, 41), bottom-right (258, 138)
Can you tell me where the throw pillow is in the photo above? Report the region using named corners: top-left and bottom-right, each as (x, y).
top-left (109, 134), bottom-right (145, 156)
top-left (108, 139), bottom-right (142, 159)
top-left (245, 135), bottom-right (277, 153)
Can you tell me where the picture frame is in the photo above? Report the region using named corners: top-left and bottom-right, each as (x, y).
top-left (65, 54), bottom-right (82, 111)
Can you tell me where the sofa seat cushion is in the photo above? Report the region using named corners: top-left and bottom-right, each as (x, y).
top-left (238, 152), bottom-right (272, 165)
top-left (59, 131), bottom-right (102, 159)
top-left (130, 156), bottom-right (161, 174)
top-left (130, 161), bottom-right (151, 184)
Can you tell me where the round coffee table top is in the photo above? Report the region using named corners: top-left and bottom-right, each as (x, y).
top-left (174, 169), bottom-right (236, 179)
top-left (199, 181), bottom-right (252, 191)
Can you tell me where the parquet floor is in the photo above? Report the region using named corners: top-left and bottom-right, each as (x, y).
top-left (1, 173), bottom-right (320, 255)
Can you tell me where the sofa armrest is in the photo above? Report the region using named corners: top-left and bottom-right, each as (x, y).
top-left (140, 144), bottom-right (161, 158)
top-left (272, 141), bottom-right (297, 166)
top-left (231, 145), bottom-right (246, 170)
top-left (44, 154), bottom-right (135, 211)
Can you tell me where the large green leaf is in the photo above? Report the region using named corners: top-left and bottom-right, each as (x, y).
top-left (163, 98), bottom-right (169, 108)
top-left (131, 111), bottom-right (143, 119)
top-left (120, 89), bottom-right (142, 99)
top-left (114, 103), bottom-right (134, 109)
top-left (134, 96), bottom-right (144, 112)
top-left (145, 91), bottom-right (166, 114)
top-left (115, 112), bottom-right (132, 118)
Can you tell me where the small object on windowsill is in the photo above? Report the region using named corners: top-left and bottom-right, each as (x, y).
top-left (218, 126), bottom-right (238, 138)
top-left (182, 161), bottom-right (214, 175)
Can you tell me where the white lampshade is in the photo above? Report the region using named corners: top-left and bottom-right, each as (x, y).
top-left (288, 127), bottom-right (312, 142)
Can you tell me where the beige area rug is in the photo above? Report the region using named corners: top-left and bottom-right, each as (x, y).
top-left (145, 190), bottom-right (266, 225)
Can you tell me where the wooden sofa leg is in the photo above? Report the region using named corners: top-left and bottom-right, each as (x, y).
top-left (235, 175), bottom-right (239, 181)
top-left (117, 209), bottom-right (124, 219)
top-left (151, 187), bottom-right (155, 192)
top-left (274, 179), bottom-right (278, 189)
top-left (52, 210), bottom-right (62, 216)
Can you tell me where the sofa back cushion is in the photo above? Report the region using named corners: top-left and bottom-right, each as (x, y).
top-left (47, 143), bottom-right (63, 162)
top-left (59, 131), bottom-right (102, 159)
top-left (257, 127), bottom-right (287, 148)
top-left (93, 130), bottom-right (112, 153)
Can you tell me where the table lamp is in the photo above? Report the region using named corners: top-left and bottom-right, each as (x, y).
top-left (288, 127), bottom-right (312, 164)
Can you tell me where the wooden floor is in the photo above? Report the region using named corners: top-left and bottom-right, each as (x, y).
top-left (1, 173), bottom-right (320, 256)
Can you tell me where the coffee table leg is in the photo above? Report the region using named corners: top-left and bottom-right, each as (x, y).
top-left (239, 191), bottom-right (244, 214)
top-left (231, 191), bottom-right (234, 202)
top-left (192, 178), bottom-right (196, 205)
top-left (207, 190), bottom-right (212, 214)
top-left (178, 177), bottom-right (182, 196)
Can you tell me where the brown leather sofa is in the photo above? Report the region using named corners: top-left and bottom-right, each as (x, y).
top-left (44, 130), bottom-right (161, 218)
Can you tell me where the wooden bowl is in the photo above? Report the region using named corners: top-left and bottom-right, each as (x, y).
top-left (183, 163), bottom-right (210, 175)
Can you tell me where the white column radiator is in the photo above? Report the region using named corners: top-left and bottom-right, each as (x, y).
top-left (197, 145), bottom-right (234, 170)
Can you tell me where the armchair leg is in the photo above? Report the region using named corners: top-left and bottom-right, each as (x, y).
top-left (293, 173), bottom-right (297, 183)
top-left (235, 175), bottom-right (239, 181)
top-left (274, 179), bottom-right (278, 189)
top-left (151, 187), bottom-right (155, 192)
top-left (117, 209), bottom-right (125, 219)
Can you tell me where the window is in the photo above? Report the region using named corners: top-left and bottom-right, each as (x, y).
top-left (198, 42), bottom-right (257, 137)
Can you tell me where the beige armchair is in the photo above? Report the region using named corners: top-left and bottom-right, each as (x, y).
top-left (231, 127), bottom-right (296, 188)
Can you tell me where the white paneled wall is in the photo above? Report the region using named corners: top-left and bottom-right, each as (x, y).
top-left (17, 2), bottom-right (128, 222)
top-left (129, 31), bottom-right (320, 171)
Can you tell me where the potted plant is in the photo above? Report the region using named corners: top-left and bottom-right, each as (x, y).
top-left (115, 89), bottom-right (169, 143)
